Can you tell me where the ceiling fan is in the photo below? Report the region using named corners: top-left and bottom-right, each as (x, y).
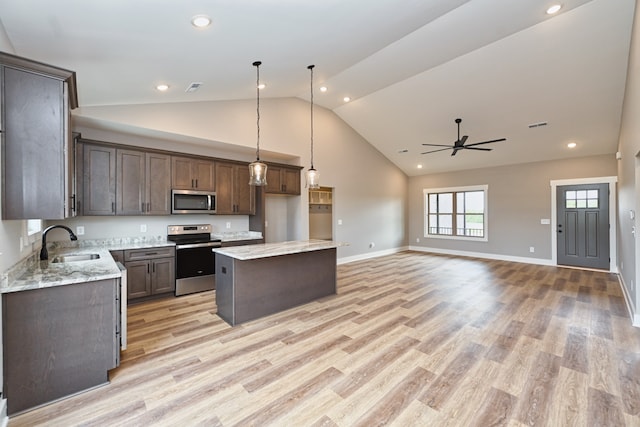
top-left (421, 118), bottom-right (506, 156)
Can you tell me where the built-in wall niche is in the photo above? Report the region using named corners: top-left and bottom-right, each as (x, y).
top-left (309, 187), bottom-right (333, 240)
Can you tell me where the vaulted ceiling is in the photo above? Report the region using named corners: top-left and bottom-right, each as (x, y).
top-left (0, 0), bottom-right (635, 175)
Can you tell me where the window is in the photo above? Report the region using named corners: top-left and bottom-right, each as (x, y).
top-left (424, 185), bottom-right (488, 241)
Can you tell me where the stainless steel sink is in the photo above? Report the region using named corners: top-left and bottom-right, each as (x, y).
top-left (51, 253), bottom-right (101, 263)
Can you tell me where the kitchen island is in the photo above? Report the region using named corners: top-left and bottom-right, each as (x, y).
top-left (213, 240), bottom-right (345, 325)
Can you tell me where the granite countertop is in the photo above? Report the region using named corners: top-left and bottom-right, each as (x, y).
top-left (1, 231), bottom-right (266, 293)
top-left (1, 237), bottom-right (176, 294)
top-left (213, 239), bottom-right (347, 260)
top-left (212, 231), bottom-right (263, 242)
top-left (2, 247), bottom-right (122, 293)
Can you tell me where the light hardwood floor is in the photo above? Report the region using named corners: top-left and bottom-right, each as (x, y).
top-left (9, 251), bottom-right (640, 426)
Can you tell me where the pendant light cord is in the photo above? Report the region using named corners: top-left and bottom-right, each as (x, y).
top-left (253, 61), bottom-right (261, 161)
top-left (308, 64), bottom-right (315, 169)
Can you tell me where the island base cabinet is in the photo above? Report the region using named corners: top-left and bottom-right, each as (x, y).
top-left (216, 248), bottom-right (336, 325)
top-left (2, 279), bottom-right (117, 416)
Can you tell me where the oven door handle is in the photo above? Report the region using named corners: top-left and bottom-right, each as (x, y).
top-left (176, 242), bottom-right (222, 249)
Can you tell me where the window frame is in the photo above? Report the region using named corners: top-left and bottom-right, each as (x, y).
top-left (423, 185), bottom-right (489, 242)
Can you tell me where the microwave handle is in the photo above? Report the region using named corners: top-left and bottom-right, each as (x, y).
top-left (208, 195), bottom-right (213, 211)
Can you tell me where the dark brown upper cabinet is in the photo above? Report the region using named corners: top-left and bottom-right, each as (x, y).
top-left (171, 156), bottom-right (215, 191)
top-left (1, 52), bottom-right (78, 219)
top-left (265, 165), bottom-right (302, 195)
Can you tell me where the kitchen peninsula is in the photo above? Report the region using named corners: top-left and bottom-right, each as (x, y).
top-left (213, 240), bottom-right (345, 325)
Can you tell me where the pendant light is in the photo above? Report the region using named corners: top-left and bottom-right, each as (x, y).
top-left (248, 60), bottom-right (268, 186)
top-left (305, 64), bottom-right (320, 189)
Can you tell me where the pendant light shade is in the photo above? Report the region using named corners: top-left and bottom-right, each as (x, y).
top-left (249, 61), bottom-right (268, 186)
top-left (305, 64), bottom-right (320, 189)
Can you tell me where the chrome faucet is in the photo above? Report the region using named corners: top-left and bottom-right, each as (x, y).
top-left (40, 225), bottom-right (78, 260)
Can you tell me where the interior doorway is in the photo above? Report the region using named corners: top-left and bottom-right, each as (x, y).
top-left (309, 187), bottom-right (333, 240)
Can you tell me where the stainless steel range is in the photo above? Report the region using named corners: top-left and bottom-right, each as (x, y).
top-left (167, 224), bottom-right (221, 296)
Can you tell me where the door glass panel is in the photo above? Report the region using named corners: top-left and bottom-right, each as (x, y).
top-left (565, 189), bottom-right (598, 209)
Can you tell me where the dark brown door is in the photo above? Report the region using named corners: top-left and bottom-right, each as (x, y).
top-left (557, 183), bottom-right (609, 269)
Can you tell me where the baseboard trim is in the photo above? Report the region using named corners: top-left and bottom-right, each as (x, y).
top-left (617, 274), bottom-right (640, 328)
top-left (407, 246), bottom-right (555, 266)
top-left (338, 246), bottom-right (409, 265)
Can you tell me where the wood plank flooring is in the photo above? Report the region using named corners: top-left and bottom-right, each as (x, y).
top-left (9, 251), bottom-right (640, 426)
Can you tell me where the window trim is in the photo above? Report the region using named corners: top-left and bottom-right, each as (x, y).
top-left (423, 184), bottom-right (488, 242)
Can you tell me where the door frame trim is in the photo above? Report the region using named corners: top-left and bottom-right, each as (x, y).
top-left (550, 176), bottom-right (618, 272)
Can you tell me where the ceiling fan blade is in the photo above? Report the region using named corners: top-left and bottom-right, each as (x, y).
top-left (451, 148), bottom-right (460, 156)
top-left (465, 138), bottom-right (506, 147)
top-left (421, 147), bottom-right (453, 155)
top-left (462, 146), bottom-right (492, 151)
top-left (459, 135), bottom-right (468, 145)
top-left (422, 143), bottom-right (455, 148)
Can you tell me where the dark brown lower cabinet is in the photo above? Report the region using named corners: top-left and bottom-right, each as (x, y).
top-left (2, 279), bottom-right (118, 415)
top-left (124, 246), bottom-right (175, 300)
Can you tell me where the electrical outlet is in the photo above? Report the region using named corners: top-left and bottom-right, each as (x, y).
top-left (338, 219), bottom-right (343, 225)
top-left (416, 237), bottom-right (420, 243)
top-left (140, 224), bottom-right (147, 233)
top-left (265, 221), bottom-right (269, 227)
top-left (529, 246), bottom-right (535, 253)
top-left (226, 222), bottom-right (231, 229)
top-left (369, 242), bottom-right (375, 248)
top-left (76, 226), bottom-right (85, 235)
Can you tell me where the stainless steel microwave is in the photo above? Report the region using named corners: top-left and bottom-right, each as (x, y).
top-left (171, 189), bottom-right (216, 214)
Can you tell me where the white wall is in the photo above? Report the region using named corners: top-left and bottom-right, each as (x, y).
top-left (617, 0), bottom-right (640, 323)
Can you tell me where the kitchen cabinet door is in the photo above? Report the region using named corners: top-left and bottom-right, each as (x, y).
top-left (265, 165), bottom-right (301, 195)
top-left (215, 161), bottom-right (255, 215)
top-left (82, 144), bottom-right (116, 216)
top-left (1, 58), bottom-right (77, 219)
top-left (145, 152), bottom-right (171, 215)
top-left (235, 165), bottom-right (254, 214)
top-left (125, 260), bottom-right (152, 299)
top-left (116, 149), bottom-right (145, 215)
top-left (116, 149), bottom-right (171, 216)
top-left (151, 257), bottom-right (176, 294)
top-left (171, 156), bottom-right (215, 191)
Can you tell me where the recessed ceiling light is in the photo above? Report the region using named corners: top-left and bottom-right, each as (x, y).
top-left (191, 15), bottom-right (212, 28)
top-left (417, 164), bottom-right (423, 169)
top-left (156, 84), bottom-right (169, 91)
top-left (546, 4), bottom-right (562, 14)
top-left (343, 96), bottom-right (351, 102)
top-left (320, 86), bottom-right (328, 93)
top-left (567, 142), bottom-right (577, 148)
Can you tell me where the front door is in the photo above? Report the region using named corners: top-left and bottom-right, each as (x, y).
top-left (557, 183), bottom-right (609, 269)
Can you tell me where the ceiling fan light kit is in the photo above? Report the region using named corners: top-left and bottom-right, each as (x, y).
top-left (421, 118), bottom-right (506, 156)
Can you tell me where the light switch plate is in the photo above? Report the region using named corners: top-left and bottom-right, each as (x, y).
top-left (540, 219), bottom-right (551, 225)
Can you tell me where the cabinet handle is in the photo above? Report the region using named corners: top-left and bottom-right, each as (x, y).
top-left (147, 202), bottom-right (150, 212)
top-left (71, 194), bottom-right (76, 212)
top-left (112, 202), bottom-right (115, 213)
top-left (147, 264), bottom-right (150, 274)
top-left (141, 202), bottom-right (145, 212)
top-left (195, 179), bottom-right (198, 188)
top-left (145, 252), bottom-right (158, 256)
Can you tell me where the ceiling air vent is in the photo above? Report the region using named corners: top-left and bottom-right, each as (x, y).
top-left (528, 121), bottom-right (548, 129)
top-left (185, 82), bottom-right (203, 93)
